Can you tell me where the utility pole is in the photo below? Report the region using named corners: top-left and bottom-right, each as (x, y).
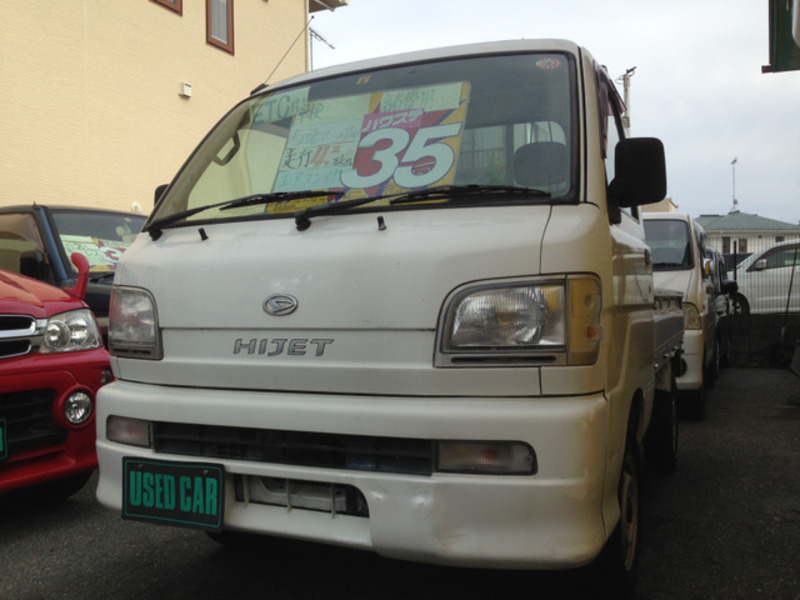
top-left (617, 67), bottom-right (636, 136)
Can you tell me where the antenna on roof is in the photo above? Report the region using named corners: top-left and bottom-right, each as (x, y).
top-left (309, 27), bottom-right (334, 71)
top-left (256, 16), bottom-right (315, 91)
top-left (729, 158), bottom-right (739, 213)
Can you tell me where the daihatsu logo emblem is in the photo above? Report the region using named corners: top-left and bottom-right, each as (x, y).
top-left (263, 294), bottom-right (298, 316)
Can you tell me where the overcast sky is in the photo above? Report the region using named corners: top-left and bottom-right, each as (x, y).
top-left (308, 0), bottom-right (800, 223)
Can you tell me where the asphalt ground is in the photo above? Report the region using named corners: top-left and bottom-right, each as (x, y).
top-left (635, 366), bottom-right (800, 599)
top-left (1, 367), bottom-right (799, 599)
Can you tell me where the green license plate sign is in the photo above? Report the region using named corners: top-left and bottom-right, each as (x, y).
top-left (122, 458), bottom-right (224, 531)
top-left (0, 418), bottom-right (7, 460)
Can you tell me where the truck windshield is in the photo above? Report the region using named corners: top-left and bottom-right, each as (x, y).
top-left (50, 209), bottom-right (146, 273)
top-left (644, 219), bottom-right (694, 271)
top-left (152, 52), bottom-right (577, 227)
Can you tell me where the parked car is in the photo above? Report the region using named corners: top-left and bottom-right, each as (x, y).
top-left (0, 205), bottom-right (146, 336)
top-left (1, 256), bottom-right (111, 500)
top-left (644, 213), bottom-right (720, 419)
top-left (704, 247), bottom-right (740, 366)
top-left (733, 240), bottom-right (800, 314)
top-left (95, 39), bottom-right (682, 597)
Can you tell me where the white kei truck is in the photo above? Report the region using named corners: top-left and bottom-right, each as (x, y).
top-left (643, 212), bottom-right (721, 420)
top-left (96, 40), bottom-right (683, 597)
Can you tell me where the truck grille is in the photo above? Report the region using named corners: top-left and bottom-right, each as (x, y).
top-left (0, 389), bottom-right (66, 454)
top-left (152, 423), bottom-right (434, 476)
top-left (0, 314), bottom-right (38, 359)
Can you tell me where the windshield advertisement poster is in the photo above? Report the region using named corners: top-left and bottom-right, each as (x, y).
top-left (61, 236), bottom-right (128, 272)
top-left (258, 82), bottom-right (471, 211)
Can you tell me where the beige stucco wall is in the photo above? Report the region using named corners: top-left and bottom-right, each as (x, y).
top-left (0, 1), bottom-right (310, 215)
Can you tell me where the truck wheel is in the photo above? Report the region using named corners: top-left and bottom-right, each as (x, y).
top-left (644, 386), bottom-right (678, 473)
top-left (705, 341), bottom-right (720, 390)
top-left (593, 434), bottom-right (640, 599)
top-left (719, 332), bottom-right (731, 368)
top-left (680, 384), bottom-right (706, 421)
top-left (730, 292), bottom-right (749, 316)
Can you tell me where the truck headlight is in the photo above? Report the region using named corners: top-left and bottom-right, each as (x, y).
top-left (39, 309), bottom-right (102, 353)
top-left (683, 303), bottom-right (701, 330)
top-left (108, 287), bottom-right (162, 359)
top-left (435, 276), bottom-right (602, 367)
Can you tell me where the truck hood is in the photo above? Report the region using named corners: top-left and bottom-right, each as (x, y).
top-left (119, 206), bottom-right (552, 330)
top-left (113, 205), bottom-right (559, 395)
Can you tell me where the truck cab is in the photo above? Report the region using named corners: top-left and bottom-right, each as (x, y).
top-left (643, 212), bottom-right (718, 419)
top-left (95, 40), bottom-right (674, 597)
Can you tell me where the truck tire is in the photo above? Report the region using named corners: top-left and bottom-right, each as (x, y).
top-left (705, 340), bottom-right (720, 391)
top-left (719, 331), bottom-right (731, 369)
top-left (730, 292), bottom-right (749, 316)
top-left (680, 384), bottom-right (706, 421)
top-left (644, 385), bottom-right (678, 473)
top-left (593, 430), bottom-right (641, 599)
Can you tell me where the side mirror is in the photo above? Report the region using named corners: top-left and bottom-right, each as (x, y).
top-left (609, 138), bottom-right (667, 208)
top-left (19, 249), bottom-right (49, 282)
top-left (65, 252), bottom-right (90, 300)
top-left (722, 279), bottom-right (739, 295)
top-left (154, 184), bottom-right (168, 207)
top-left (752, 258), bottom-right (767, 271)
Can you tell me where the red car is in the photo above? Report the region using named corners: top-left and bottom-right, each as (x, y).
top-left (1, 255), bottom-right (111, 500)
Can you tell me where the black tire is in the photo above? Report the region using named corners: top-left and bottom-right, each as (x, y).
top-left (595, 435), bottom-right (641, 599)
top-left (645, 386), bottom-right (678, 473)
top-left (730, 292), bottom-right (750, 316)
top-left (719, 332), bottom-right (731, 369)
top-left (705, 340), bottom-right (720, 390)
top-left (680, 383), bottom-right (706, 421)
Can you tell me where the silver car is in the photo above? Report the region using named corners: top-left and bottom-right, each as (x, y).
top-left (734, 241), bottom-right (800, 314)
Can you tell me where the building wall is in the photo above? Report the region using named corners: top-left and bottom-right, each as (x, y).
top-left (706, 231), bottom-right (800, 257)
top-left (640, 197), bottom-right (679, 213)
top-left (0, 1), bottom-right (310, 215)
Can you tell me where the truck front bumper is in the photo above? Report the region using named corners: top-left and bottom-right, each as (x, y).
top-left (676, 329), bottom-right (704, 391)
top-left (96, 380), bottom-right (612, 569)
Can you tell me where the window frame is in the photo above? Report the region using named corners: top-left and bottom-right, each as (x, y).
top-left (206, 0), bottom-right (235, 54)
top-left (152, 0), bottom-right (182, 15)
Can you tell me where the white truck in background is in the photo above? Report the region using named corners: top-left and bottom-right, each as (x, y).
top-left (643, 212), bottom-right (725, 420)
top-left (95, 40), bottom-right (683, 597)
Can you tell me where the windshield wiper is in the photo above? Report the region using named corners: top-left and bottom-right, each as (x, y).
top-left (147, 190), bottom-right (342, 240)
top-left (652, 262), bottom-right (687, 269)
top-left (88, 271), bottom-right (117, 282)
top-left (388, 184), bottom-right (549, 205)
top-left (293, 195), bottom-right (389, 231)
top-left (293, 185), bottom-right (549, 231)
